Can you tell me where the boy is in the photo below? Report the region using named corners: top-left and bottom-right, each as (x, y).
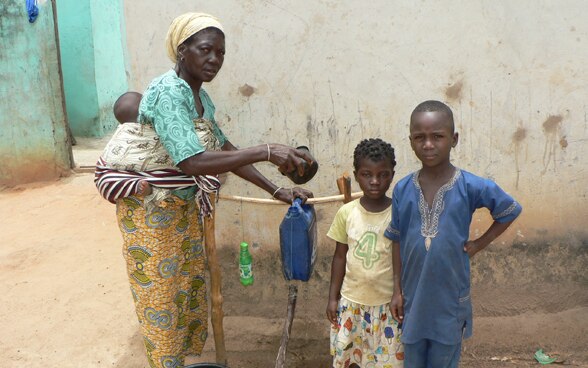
top-left (385, 100), bottom-right (522, 367)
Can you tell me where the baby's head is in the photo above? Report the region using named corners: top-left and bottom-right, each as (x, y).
top-left (113, 92), bottom-right (142, 124)
top-left (409, 100), bottom-right (458, 167)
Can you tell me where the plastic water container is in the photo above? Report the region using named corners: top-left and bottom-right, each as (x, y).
top-left (279, 198), bottom-right (317, 281)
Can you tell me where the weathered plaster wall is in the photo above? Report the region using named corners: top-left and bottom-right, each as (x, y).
top-left (0, 0), bottom-right (72, 186)
top-left (57, 0), bottom-right (127, 137)
top-left (122, 1), bottom-right (588, 249)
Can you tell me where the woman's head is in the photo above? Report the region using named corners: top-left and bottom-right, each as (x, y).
top-left (166, 13), bottom-right (225, 83)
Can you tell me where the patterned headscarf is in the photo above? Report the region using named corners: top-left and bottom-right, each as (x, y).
top-left (165, 12), bottom-right (224, 63)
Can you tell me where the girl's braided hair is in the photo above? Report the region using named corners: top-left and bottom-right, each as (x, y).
top-left (353, 138), bottom-right (396, 170)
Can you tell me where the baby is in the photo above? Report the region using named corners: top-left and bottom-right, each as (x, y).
top-left (95, 92), bottom-right (202, 205)
top-left (111, 92), bottom-right (151, 196)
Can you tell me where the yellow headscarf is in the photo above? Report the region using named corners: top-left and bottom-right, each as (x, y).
top-left (165, 12), bottom-right (224, 63)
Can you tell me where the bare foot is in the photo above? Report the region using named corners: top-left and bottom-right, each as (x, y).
top-left (137, 180), bottom-right (152, 196)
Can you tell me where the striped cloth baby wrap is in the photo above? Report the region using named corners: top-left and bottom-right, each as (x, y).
top-left (94, 122), bottom-right (220, 217)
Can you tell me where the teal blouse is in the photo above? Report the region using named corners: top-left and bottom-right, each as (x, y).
top-left (137, 69), bottom-right (227, 200)
top-left (138, 69), bottom-right (227, 165)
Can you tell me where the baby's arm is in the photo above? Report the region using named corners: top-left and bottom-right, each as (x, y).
top-left (464, 219), bottom-right (515, 258)
top-left (390, 240), bottom-right (404, 322)
top-left (326, 242), bottom-right (347, 327)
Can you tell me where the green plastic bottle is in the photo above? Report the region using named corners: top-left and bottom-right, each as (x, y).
top-left (239, 242), bottom-right (254, 286)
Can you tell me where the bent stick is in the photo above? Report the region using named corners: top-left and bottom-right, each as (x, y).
top-left (275, 284), bottom-right (298, 368)
top-left (203, 193), bottom-right (227, 365)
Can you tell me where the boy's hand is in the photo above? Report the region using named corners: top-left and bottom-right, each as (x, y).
top-left (326, 299), bottom-right (339, 327)
top-left (464, 240), bottom-right (482, 258)
top-left (390, 292), bottom-right (404, 323)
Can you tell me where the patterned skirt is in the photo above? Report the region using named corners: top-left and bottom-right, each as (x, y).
top-left (117, 195), bottom-right (208, 368)
top-left (330, 297), bottom-right (404, 368)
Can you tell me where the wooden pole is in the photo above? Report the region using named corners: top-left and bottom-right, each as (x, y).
top-left (336, 174), bottom-right (353, 204)
top-left (219, 191), bottom-right (362, 205)
top-left (203, 193), bottom-right (227, 365)
top-left (275, 284), bottom-right (298, 368)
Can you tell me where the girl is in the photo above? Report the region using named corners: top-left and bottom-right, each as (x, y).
top-left (327, 138), bottom-right (404, 367)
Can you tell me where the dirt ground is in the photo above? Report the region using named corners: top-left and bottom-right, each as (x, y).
top-left (0, 170), bottom-right (587, 367)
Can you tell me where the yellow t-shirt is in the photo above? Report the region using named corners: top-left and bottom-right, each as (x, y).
top-left (327, 199), bottom-right (394, 306)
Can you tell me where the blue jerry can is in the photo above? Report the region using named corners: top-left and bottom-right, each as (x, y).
top-left (279, 198), bottom-right (317, 281)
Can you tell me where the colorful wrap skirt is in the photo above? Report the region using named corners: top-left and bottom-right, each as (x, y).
top-left (117, 195), bottom-right (208, 368)
top-left (330, 297), bottom-right (404, 368)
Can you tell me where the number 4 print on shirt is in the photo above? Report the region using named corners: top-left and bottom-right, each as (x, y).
top-left (353, 231), bottom-right (380, 269)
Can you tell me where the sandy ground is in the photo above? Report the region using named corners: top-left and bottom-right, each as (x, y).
top-left (0, 140), bottom-right (587, 367)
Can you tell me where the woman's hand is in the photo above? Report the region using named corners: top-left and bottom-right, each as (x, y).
top-left (326, 298), bottom-right (339, 327)
top-left (273, 187), bottom-right (313, 204)
top-left (267, 144), bottom-right (313, 177)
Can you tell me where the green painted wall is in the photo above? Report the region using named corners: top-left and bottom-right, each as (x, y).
top-left (0, 0), bottom-right (72, 186)
top-left (91, 1), bottom-right (129, 133)
top-left (55, 0), bottom-right (99, 137)
top-left (57, 0), bottom-right (128, 137)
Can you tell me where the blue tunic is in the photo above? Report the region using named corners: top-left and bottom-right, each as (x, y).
top-left (384, 168), bottom-right (522, 345)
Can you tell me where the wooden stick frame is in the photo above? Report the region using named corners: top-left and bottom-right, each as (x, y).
top-left (203, 193), bottom-right (227, 365)
top-left (219, 191), bottom-right (362, 205)
top-left (205, 175), bottom-right (359, 365)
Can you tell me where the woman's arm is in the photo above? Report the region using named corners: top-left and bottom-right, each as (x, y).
top-left (220, 140), bottom-right (312, 203)
top-left (177, 142), bottom-right (311, 179)
top-left (326, 242), bottom-right (347, 327)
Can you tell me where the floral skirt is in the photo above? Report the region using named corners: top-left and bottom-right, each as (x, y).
top-left (330, 297), bottom-right (404, 368)
top-left (117, 195), bottom-right (208, 368)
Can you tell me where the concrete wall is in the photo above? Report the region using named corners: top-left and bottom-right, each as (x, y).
top-left (57, 0), bottom-right (128, 137)
top-left (55, 0), bottom-right (98, 137)
top-left (0, 0), bottom-right (72, 186)
top-left (90, 0), bottom-right (129, 134)
top-left (122, 1), bottom-right (588, 249)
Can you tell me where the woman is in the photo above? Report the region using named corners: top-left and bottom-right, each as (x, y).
top-left (116, 13), bottom-right (313, 368)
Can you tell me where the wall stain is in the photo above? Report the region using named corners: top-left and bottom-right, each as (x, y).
top-left (238, 84), bottom-right (255, 97)
top-left (445, 79), bottom-right (463, 101)
top-left (542, 114), bottom-right (563, 173)
top-left (559, 136), bottom-right (568, 148)
top-left (306, 114), bottom-right (313, 140)
top-left (543, 115), bottom-right (563, 132)
top-left (512, 126), bottom-right (527, 189)
top-left (513, 127), bottom-right (527, 142)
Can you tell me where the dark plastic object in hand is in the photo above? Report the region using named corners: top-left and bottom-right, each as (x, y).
top-left (283, 146), bottom-right (319, 184)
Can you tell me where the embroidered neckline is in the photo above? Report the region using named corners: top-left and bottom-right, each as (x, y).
top-left (412, 168), bottom-right (461, 251)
